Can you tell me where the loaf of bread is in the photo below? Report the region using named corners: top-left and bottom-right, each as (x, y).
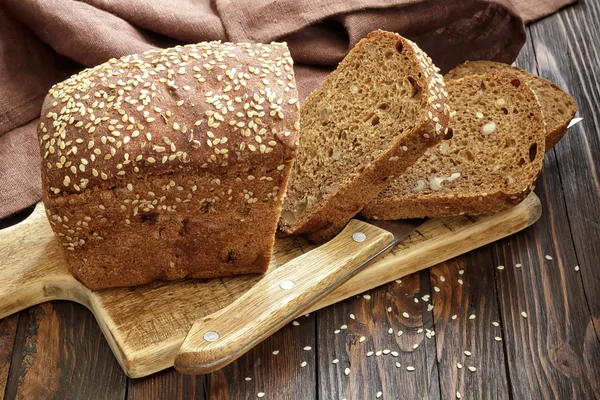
top-left (279, 31), bottom-right (450, 242)
top-left (38, 42), bottom-right (300, 290)
top-left (445, 60), bottom-right (577, 150)
top-left (362, 72), bottom-right (545, 220)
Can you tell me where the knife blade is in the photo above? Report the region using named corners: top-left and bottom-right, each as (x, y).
top-left (174, 217), bottom-right (427, 374)
top-left (567, 117), bottom-right (583, 129)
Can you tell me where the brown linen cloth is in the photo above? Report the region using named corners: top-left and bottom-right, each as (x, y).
top-left (0, 0), bottom-right (575, 219)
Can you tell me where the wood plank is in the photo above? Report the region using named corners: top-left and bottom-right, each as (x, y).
top-left (1, 214), bottom-right (47, 400)
top-left (529, 0), bottom-right (600, 339)
top-left (127, 370), bottom-right (207, 399)
top-left (497, 11), bottom-right (600, 397)
top-left (492, 149), bottom-right (600, 398)
top-left (208, 314), bottom-right (317, 399)
top-left (429, 249), bottom-right (510, 400)
top-left (9, 302), bottom-right (127, 400)
top-left (0, 314), bottom-right (19, 399)
top-left (316, 271), bottom-right (440, 399)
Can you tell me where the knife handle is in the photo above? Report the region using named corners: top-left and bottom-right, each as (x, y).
top-left (174, 219), bottom-right (394, 375)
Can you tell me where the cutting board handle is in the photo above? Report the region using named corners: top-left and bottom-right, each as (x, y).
top-left (0, 203), bottom-right (82, 319)
top-left (174, 219), bottom-right (394, 375)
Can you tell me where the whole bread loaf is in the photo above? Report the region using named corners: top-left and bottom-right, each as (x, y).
top-left (445, 60), bottom-right (577, 151)
top-left (362, 72), bottom-right (545, 220)
top-left (279, 31), bottom-right (450, 242)
top-left (38, 42), bottom-right (299, 290)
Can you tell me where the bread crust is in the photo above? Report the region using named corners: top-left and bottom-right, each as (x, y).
top-left (280, 31), bottom-right (450, 242)
top-left (445, 60), bottom-right (577, 151)
top-left (39, 42), bottom-right (300, 289)
top-left (361, 183), bottom-right (533, 220)
top-left (43, 163), bottom-right (294, 290)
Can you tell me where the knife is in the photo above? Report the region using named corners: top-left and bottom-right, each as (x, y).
top-left (174, 217), bottom-right (426, 374)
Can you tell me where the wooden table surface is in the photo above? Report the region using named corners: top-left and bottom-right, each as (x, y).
top-left (1, 3), bottom-right (599, 399)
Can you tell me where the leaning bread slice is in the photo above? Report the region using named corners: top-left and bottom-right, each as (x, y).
top-left (279, 31), bottom-right (450, 241)
top-left (362, 72), bottom-right (545, 220)
top-left (445, 60), bottom-right (577, 150)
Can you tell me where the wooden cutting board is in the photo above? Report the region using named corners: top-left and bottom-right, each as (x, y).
top-left (0, 193), bottom-right (541, 378)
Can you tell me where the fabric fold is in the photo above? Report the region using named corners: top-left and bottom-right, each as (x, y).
top-left (0, 121), bottom-right (42, 218)
top-left (215, 0), bottom-right (421, 43)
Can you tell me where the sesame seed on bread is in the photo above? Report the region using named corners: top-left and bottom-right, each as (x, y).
top-left (445, 60), bottom-right (577, 151)
top-left (279, 30), bottom-right (450, 242)
top-left (39, 42), bottom-right (300, 289)
top-left (362, 72), bottom-right (545, 220)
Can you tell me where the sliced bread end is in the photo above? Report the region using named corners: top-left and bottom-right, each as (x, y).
top-left (362, 72), bottom-right (545, 220)
top-left (445, 60), bottom-right (577, 151)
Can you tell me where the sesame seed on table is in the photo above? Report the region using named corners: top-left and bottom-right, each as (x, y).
top-left (1, 3), bottom-right (600, 400)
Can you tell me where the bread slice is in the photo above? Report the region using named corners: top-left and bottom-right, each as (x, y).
top-left (362, 72), bottom-right (545, 220)
top-left (445, 60), bottom-right (577, 150)
top-left (279, 31), bottom-right (450, 241)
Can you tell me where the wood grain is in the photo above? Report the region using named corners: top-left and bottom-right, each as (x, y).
top-left (128, 369), bottom-right (207, 400)
top-left (429, 249), bottom-right (509, 400)
top-left (0, 194), bottom-right (539, 378)
top-left (489, 4), bottom-right (600, 397)
top-left (305, 193), bottom-right (540, 315)
top-left (316, 270), bottom-right (441, 399)
top-left (530, 0), bottom-right (600, 345)
top-left (209, 314), bottom-right (318, 399)
top-left (0, 202), bottom-right (86, 319)
top-left (492, 155), bottom-right (600, 398)
top-left (176, 220), bottom-right (395, 374)
top-left (0, 314), bottom-right (19, 399)
top-left (7, 302), bottom-right (126, 400)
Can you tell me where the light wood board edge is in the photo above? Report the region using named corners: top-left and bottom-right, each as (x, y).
top-left (306, 193), bottom-right (541, 313)
top-left (0, 203), bottom-right (84, 318)
top-left (0, 203), bottom-right (137, 375)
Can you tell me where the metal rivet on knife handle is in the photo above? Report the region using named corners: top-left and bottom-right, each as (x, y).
top-left (203, 331), bottom-right (220, 342)
top-left (352, 232), bottom-right (366, 242)
top-left (279, 280), bottom-right (295, 290)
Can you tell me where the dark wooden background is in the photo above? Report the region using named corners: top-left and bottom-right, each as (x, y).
top-left (1, 2), bottom-right (599, 399)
